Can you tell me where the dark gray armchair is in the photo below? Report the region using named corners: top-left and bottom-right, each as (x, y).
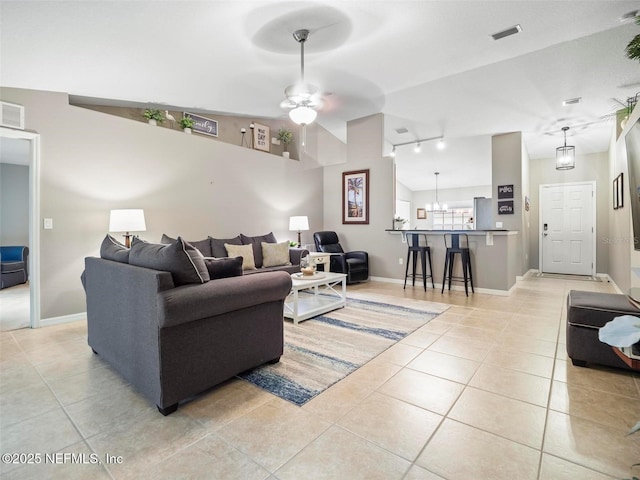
top-left (1, 246), bottom-right (29, 289)
top-left (313, 231), bottom-right (368, 284)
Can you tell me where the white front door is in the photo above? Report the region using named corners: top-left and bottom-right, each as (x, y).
top-left (540, 182), bottom-right (595, 275)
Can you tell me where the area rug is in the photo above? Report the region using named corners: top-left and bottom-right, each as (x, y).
top-left (238, 293), bottom-right (448, 406)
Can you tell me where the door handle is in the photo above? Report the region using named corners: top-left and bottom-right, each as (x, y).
top-left (543, 233), bottom-right (548, 237)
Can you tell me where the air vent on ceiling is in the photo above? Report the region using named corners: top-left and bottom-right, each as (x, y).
top-left (491, 24), bottom-right (522, 41)
top-left (1, 101), bottom-right (25, 130)
top-left (395, 127), bottom-right (409, 134)
top-left (562, 97), bottom-right (582, 106)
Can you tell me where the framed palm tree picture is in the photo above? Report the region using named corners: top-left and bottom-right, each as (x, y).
top-left (342, 169), bottom-right (369, 224)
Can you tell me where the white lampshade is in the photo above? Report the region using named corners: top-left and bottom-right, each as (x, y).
top-left (109, 209), bottom-right (146, 232)
top-left (289, 106), bottom-right (317, 126)
top-left (289, 216), bottom-right (309, 231)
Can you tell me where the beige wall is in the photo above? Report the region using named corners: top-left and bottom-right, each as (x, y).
top-left (609, 104), bottom-right (640, 291)
top-left (322, 114), bottom-right (408, 280)
top-left (1, 87), bottom-right (335, 320)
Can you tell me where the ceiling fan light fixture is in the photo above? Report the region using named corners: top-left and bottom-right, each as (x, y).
top-left (289, 106), bottom-right (317, 126)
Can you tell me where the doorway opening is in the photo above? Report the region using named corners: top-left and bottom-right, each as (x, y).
top-left (0, 127), bottom-right (41, 329)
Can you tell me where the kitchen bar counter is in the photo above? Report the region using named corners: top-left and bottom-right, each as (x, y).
top-left (386, 229), bottom-right (520, 294)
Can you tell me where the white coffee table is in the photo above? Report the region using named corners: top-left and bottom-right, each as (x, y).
top-left (284, 271), bottom-right (347, 324)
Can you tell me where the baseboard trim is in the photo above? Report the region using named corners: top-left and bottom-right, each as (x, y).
top-left (38, 312), bottom-right (86, 328)
top-left (368, 276), bottom-right (513, 296)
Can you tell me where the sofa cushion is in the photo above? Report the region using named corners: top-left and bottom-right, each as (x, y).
top-left (224, 243), bottom-right (256, 270)
top-left (210, 235), bottom-right (242, 258)
top-left (205, 256), bottom-right (243, 279)
top-left (129, 237), bottom-right (210, 285)
top-left (262, 241), bottom-right (291, 268)
top-left (241, 232), bottom-right (277, 268)
top-left (161, 234), bottom-right (212, 257)
top-left (100, 234), bottom-right (130, 263)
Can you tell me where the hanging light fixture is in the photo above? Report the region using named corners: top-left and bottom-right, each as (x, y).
top-left (389, 146), bottom-right (396, 157)
top-left (414, 142), bottom-right (422, 153)
top-left (555, 126), bottom-right (575, 170)
top-left (426, 172), bottom-right (448, 212)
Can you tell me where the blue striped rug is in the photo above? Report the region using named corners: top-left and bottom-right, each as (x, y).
top-left (238, 295), bottom-right (447, 406)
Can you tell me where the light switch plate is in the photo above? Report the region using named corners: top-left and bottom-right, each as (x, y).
top-left (44, 218), bottom-right (53, 229)
top-left (495, 221), bottom-right (503, 229)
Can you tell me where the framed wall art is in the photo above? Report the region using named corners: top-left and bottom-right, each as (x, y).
top-left (184, 112), bottom-right (218, 137)
top-left (253, 123), bottom-right (270, 152)
top-left (417, 208), bottom-right (427, 219)
top-left (342, 169), bottom-right (369, 224)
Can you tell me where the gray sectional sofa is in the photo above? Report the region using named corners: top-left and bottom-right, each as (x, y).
top-left (83, 235), bottom-right (293, 415)
top-left (161, 232), bottom-right (308, 274)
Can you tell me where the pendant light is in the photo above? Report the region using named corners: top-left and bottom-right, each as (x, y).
top-left (555, 126), bottom-right (575, 170)
top-left (426, 172), bottom-right (448, 212)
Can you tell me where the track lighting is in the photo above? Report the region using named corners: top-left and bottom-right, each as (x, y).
top-left (390, 135), bottom-right (445, 155)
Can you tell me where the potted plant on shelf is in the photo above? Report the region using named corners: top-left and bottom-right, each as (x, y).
top-left (394, 216), bottom-right (407, 230)
top-left (143, 109), bottom-right (164, 126)
top-left (179, 116), bottom-right (195, 134)
top-left (277, 128), bottom-right (293, 158)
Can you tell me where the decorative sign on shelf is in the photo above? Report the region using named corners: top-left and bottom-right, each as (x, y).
top-left (498, 200), bottom-right (514, 215)
top-left (498, 184), bottom-right (514, 199)
top-left (253, 123), bottom-right (270, 152)
top-left (184, 112), bottom-right (218, 137)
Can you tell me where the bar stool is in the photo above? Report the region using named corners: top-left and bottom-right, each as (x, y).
top-left (441, 233), bottom-right (474, 296)
top-left (404, 232), bottom-right (435, 291)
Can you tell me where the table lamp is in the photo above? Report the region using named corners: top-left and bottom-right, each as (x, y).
top-left (109, 209), bottom-right (146, 248)
top-left (289, 216), bottom-right (309, 247)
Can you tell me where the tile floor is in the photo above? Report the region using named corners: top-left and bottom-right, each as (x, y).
top-left (1, 275), bottom-right (639, 479)
top-left (0, 283), bottom-right (30, 332)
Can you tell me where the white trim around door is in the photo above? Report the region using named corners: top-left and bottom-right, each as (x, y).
top-left (538, 181), bottom-right (597, 277)
top-left (1, 127), bottom-right (41, 328)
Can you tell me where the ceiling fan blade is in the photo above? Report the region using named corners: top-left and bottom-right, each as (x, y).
top-left (279, 98), bottom-right (297, 109)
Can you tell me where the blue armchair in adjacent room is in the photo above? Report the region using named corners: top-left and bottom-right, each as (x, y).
top-left (0, 246), bottom-right (29, 289)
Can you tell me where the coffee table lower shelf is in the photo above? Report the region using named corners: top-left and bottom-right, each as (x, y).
top-left (284, 272), bottom-right (347, 325)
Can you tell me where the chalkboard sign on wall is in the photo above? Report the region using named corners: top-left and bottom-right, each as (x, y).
top-left (184, 112), bottom-right (218, 137)
top-left (498, 200), bottom-right (514, 215)
top-left (498, 184), bottom-right (514, 199)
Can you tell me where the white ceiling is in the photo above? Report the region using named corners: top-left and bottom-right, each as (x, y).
top-left (1, 1), bottom-right (639, 190)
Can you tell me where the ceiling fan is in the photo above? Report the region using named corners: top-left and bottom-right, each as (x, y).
top-left (280, 29), bottom-right (324, 127)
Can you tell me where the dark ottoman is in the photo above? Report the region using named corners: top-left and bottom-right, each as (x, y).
top-left (566, 290), bottom-right (640, 370)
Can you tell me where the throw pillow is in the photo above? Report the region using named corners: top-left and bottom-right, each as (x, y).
top-left (100, 234), bottom-right (129, 263)
top-left (261, 241), bottom-right (291, 268)
top-left (210, 235), bottom-right (242, 258)
top-left (240, 232), bottom-right (277, 268)
top-left (205, 256), bottom-right (243, 279)
top-left (161, 234), bottom-right (213, 257)
top-left (129, 237), bottom-right (210, 285)
top-left (224, 243), bottom-right (256, 270)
